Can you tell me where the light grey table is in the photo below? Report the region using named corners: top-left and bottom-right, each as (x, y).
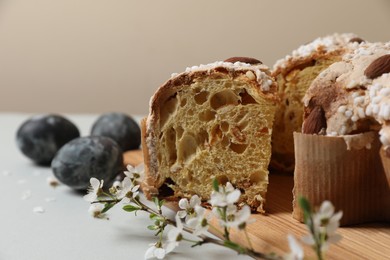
top-left (0, 113), bottom-right (251, 260)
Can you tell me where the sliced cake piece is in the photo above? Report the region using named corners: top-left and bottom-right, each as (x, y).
top-left (141, 57), bottom-right (278, 212)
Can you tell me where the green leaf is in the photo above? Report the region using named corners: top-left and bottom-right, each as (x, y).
top-left (212, 178), bottom-right (219, 192)
top-left (298, 196), bottom-right (311, 213)
top-left (152, 197), bottom-right (160, 208)
top-left (298, 196), bottom-right (312, 223)
top-left (159, 199), bottom-right (165, 208)
top-left (147, 225), bottom-right (159, 231)
top-left (101, 203), bottom-right (115, 213)
top-left (123, 204), bottom-right (141, 212)
top-left (149, 214), bottom-right (163, 222)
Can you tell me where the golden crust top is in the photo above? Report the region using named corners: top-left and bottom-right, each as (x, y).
top-left (273, 33), bottom-right (362, 76)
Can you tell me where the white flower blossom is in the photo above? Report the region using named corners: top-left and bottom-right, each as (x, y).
top-left (83, 178), bottom-right (103, 202)
top-left (124, 163), bottom-right (145, 180)
top-left (210, 182), bottom-right (241, 207)
top-left (167, 215), bottom-right (184, 250)
top-left (284, 234), bottom-right (304, 260)
top-left (118, 177), bottom-right (140, 203)
top-left (186, 205), bottom-right (210, 236)
top-left (144, 245), bottom-right (166, 260)
top-left (144, 242), bottom-right (175, 260)
top-left (215, 205), bottom-right (252, 229)
top-left (109, 180), bottom-right (123, 195)
top-left (302, 200), bottom-right (343, 252)
top-left (177, 195), bottom-right (201, 222)
top-left (88, 203), bottom-right (105, 218)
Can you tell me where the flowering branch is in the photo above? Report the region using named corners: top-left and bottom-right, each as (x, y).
top-left (85, 164), bottom-right (343, 260)
top-left (298, 197), bottom-right (343, 260)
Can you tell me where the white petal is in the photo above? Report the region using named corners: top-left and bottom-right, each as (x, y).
top-left (112, 181), bottom-right (122, 189)
top-left (177, 210), bottom-right (187, 219)
top-left (327, 234), bottom-right (342, 245)
top-left (319, 201), bottom-right (334, 217)
top-left (194, 225), bottom-right (209, 236)
top-left (135, 163), bottom-right (145, 173)
top-left (164, 241), bottom-right (177, 254)
top-left (209, 195), bottom-right (219, 207)
top-left (83, 192), bottom-right (97, 202)
top-left (186, 218), bottom-right (197, 228)
top-left (132, 185), bottom-right (140, 192)
top-left (237, 205), bottom-right (251, 223)
top-left (90, 177), bottom-right (101, 189)
top-left (88, 204), bottom-right (104, 217)
top-left (287, 234), bottom-right (304, 260)
top-left (226, 204), bottom-right (238, 215)
top-left (178, 198), bottom-right (189, 209)
top-left (126, 164), bottom-right (135, 172)
top-left (132, 191), bottom-right (139, 198)
top-left (144, 246), bottom-right (156, 259)
top-left (326, 222), bottom-right (338, 235)
top-left (190, 195), bottom-right (201, 207)
top-left (226, 189), bottom-right (241, 204)
top-left (327, 211), bottom-right (343, 234)
top-left (167, 228), bottom-right (180, 242)
top-left (195, 205), bottom-right (205, 216)
top-left (331, 211), bottom-right (343, 222)
top-left (175, 214), bottom-right (183, 230)
top-left (225, 182), bottom-right (234, 192)
top-left (301, 235), bottom-right (315, 245)
top-left (122, 177), bottom-right (133, 189)
top-left (154, 248), bottom-right (166, 259)
top-left (211, 207), bottom-right (220, 218)
top-left (124, 171), bottom-right (133, 178)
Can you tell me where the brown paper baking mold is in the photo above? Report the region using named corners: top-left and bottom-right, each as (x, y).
top-left (292, 132), bottom-right (390, 226)
top-left (379, 146), bottom-right (390, 188)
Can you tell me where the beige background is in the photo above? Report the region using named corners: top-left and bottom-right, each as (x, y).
top-left (1, 0), bottom-right (390, 115)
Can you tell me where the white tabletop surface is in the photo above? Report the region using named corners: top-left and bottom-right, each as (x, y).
top-left (0, 113), bottom-right (251, 260)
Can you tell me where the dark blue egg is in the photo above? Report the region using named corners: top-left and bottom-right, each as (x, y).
top-left (91, 112), bottom-right (141, 151)
top-left (51, 136), bottom-right (123, 190)
top-left (16, 114), bottom-right (80, 165)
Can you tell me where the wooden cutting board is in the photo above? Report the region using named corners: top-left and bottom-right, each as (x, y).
top-left (124, 150), bottom-right (390, 260)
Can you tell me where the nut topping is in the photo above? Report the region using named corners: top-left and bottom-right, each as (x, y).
top-left (349, 37), bottom-right (365, 44)
top-left (302, 106), bottom-right (327, 134)
top-left (224, 57), bottom-right (262, 65)
top-left (364, 54), bottom-right (390, 79)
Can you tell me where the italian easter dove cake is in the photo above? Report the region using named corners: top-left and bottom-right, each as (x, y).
top-left (293, 42), bottom-right (390, 225)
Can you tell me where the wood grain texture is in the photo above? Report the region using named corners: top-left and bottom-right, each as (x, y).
top-left (124, 150), bottom-right (390, 260)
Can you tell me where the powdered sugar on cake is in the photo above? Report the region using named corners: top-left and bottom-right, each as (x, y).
top-left (303, 42), bottom-right (390, 148)
top-left (170, 61), bottom-right (273, 92)
top-left (273, 33), bottom-right (360, 72)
